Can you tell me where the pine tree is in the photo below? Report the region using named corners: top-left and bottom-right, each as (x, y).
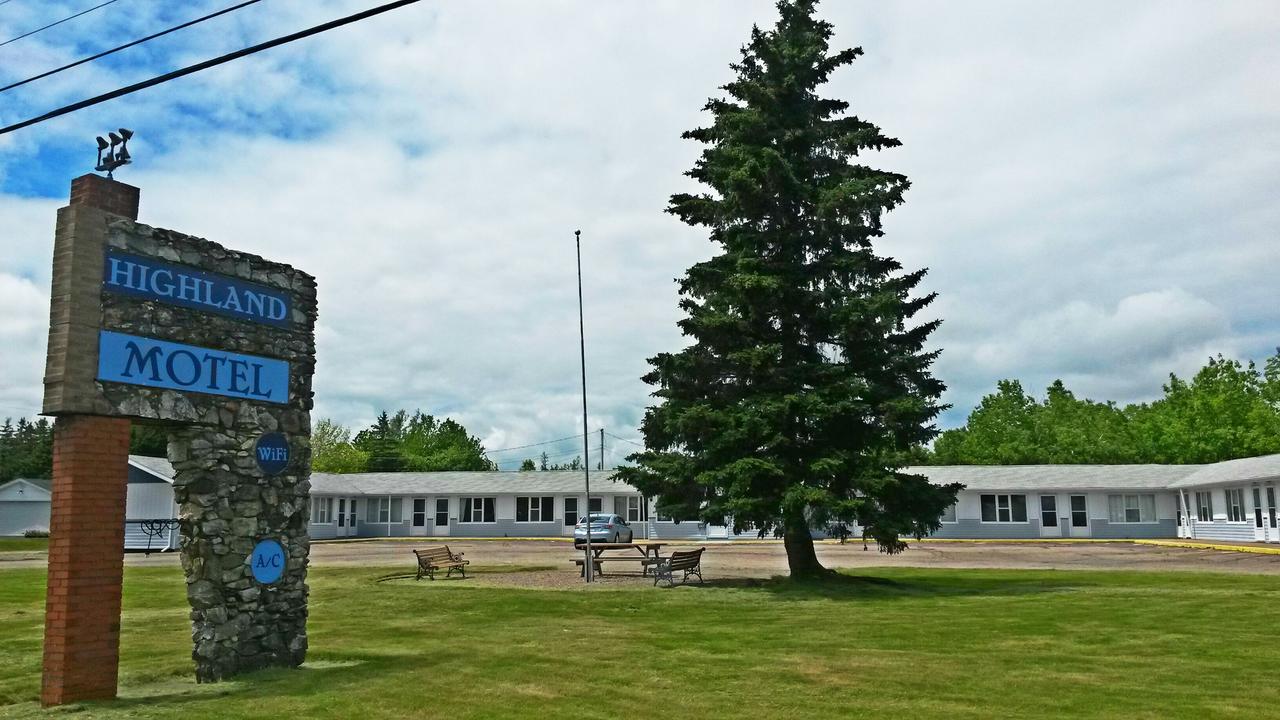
top-left (354, 411), bottom-right (406, 472)
top-left (619, 0), bottom-right (958, 577)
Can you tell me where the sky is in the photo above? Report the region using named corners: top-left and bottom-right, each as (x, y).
top-left (1, 0), bottom-right (1277, 469)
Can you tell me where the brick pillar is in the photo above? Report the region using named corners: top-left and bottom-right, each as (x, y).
top-left (68, 174), bottom-right (140, 218)
top-left (41, 173), bottom-right (139, 707)
top-left (41, 416), bottom-right (132, 706)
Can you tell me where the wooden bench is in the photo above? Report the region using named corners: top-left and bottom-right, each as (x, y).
top-left (652, 547), bottom-right (705, 587)
top-left (414, 546), bottom-right (469, 581)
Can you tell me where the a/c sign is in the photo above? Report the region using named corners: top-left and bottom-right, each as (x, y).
top-left (249, 539), bottom-right (286, 584)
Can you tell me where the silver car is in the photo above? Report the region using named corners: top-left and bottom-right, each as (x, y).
top-left (574, 513), bottom-right (634, 545)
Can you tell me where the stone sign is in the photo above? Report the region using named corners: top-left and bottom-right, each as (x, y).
top-left (40, 174), bottom-right (317, 702)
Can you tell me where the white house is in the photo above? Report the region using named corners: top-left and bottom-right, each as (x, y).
top-left (903, 465), bottom-right (1194, 540)
top-left (307, 470), bottom-right (648, 540)
top-left (7, 453), bottom-right (1280, 547)
top-left (1169, 454), bottom-right (1280, 543)
top-left (0, 455), bottom-right (180, 551)
top-left (0, 477), bottom-right (52, 536)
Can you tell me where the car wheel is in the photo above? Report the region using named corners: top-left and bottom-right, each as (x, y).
top-left (611, 532), bottom-right (619, 543)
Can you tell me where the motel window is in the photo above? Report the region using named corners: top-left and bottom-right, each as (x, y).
top-left (979, 494), bottom-right (1027, 523)
top-left (589, 497), bottom-right (603, 513)
top-left (563, 497), bottom-right (578, 527)
top-left (940, 503), bottom-right (957, 523)
top-left (367, 497), bottom-right (403, 524)
top-left (517, 496), bottom-right (555, 522)
top-left (1195, 492), bottom-right (1213, 522)
top-left (412, 498), bottom-right (427, 528)
top-left (435, 498), bottom-right (449, 526)
top-left (310, 497), bottom-right (332, 524)
top-left (1254, 488), bottom-right (1265, 528)
top-left (1107, 494), bottom-right (1156, 524)
top-left (624, 496), bottom-right (645, 523)
top-left (460, 497), bottom-right (496, 523)
top-left (1225, 489), bottom-right (1245, 523)
top-left (1040, 496), bottom-right (1058, 527)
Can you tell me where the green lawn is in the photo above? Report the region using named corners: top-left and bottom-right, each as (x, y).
top-left (1, 564), bottom-right (1277, 719)
top-left (0, 538), bottom-right (48, 553)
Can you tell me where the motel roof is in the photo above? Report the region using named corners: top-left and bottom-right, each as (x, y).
top-left (309, 470), bottom-right (640, 496)
top-left (120, 452), bottom-right (1280, 494)
top-left (0, 478), bottom-right (53, 495)
top-left (1169, 453), bottom-right (1280, 488)
top-left (129, 455), bottom-right (175, 481)
top-left (905, 464), bottom-right (1202, 491)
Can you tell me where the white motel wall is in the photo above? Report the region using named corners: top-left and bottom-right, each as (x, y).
top-left (5, 454), bottom-right (1280, 546)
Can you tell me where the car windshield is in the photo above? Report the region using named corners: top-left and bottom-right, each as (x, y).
top-left (580, 515), bottom-right (611, 524)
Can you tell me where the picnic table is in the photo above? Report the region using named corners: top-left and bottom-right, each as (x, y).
top-left (573, 542), bottom-right (666, 576)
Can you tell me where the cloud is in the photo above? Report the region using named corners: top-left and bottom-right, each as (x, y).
top-left (946, 288), bottom-right (1234, 405)
top-left (1, 1), bottom-right (1278, 464)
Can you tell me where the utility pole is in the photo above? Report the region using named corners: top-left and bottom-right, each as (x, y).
top-left (599, 428), bottom-right (604, 470)
top-left (575, 230), bottom-right (593, 582)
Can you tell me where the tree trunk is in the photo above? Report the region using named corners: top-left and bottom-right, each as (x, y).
top-left (783, 512), bottom-right (828, 579)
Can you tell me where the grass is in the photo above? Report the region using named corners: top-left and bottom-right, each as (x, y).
top-left (0, 538), bottom-right (48, 553)
top-left (1, 565), bottom-right (1278, 719)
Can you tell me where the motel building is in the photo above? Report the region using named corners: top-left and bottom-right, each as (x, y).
top-left (3, 454), bottom-right (1280, 545)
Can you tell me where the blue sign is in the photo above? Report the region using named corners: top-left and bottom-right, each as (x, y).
top-left (255, 433), bottom-right (290, 475)
top-left (97, 330), bottom-right (290, 404)
top-left (103, 249), bottom-right (292, 328)
top-left (249, 539), bottom-right (286, 584)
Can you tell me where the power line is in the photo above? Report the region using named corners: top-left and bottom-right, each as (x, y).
top-left (605, 431), bottom-right (645, 448)
top-left (486, 432), bottom-right (585, 454)
top-left (486, 428), bottom-right (608, 454)
top-left (0, 0), bottom-right (120, 49)
top-left (1, 0), bottom-right (264, 95)
top-left (0, 0), bottom-right (423, 136)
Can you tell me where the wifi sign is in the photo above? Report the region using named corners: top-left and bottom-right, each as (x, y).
top-left (254, 433), bottom-right (290, 476)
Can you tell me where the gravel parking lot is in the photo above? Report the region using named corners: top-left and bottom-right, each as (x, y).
top-left (6, 539), bottom-right (1279, 586)
top-left (309, 538), bottom-right (1280, 582)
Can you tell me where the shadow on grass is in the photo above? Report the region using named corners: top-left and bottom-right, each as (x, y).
top-left (697, 570), bottom-right (1090, 601)
top-left (372, 564), bottom-right (561, 583)
top-left (75, 651), bottom-right (464, 715)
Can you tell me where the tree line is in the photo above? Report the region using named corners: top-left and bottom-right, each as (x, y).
top-left (2, 407), bottom-right (581, 480)
top-left (926, 352), bottom-right (1280, 466)
top-left (312, 410), bottom-right (495, 473)
top-left (0, 419), bottom-right (170, 484)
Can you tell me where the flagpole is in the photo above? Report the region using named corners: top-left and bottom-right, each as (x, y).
top-left (576, 229), bottom-right (593, 583)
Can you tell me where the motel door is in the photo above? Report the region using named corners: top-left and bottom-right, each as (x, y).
top-left (335, 498), bottom-right (347, 537)
top-left (336, 498), bottom-right (358, 538)
top-left (410, 498), bottom-right (431, 537)
top-left (1267, 486), bottom-right (1278, 543)
top-left (1252, 487), bottom-right (1267, 542)
top-left (1068, 495), bottom-right (1091, 538)
top-left (1038, 495), bottom-right (1064, 538)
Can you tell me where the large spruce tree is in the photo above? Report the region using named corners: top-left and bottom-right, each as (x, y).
top-left (619, 0), bottom-right (958, 577)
